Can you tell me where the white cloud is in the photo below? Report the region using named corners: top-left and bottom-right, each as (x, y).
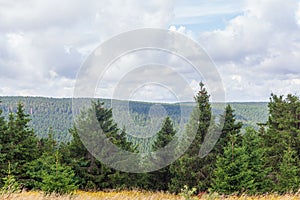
top-left (168, 25), bottom-right (195, 39)
top-left (296, 1), bottom-right (300, 25)
top-left (1, 0), bottom-right (300, 102)
top-left (0, 0), bottom-right (175, 98)
top-left (198, 0), bottom-right (300, 101)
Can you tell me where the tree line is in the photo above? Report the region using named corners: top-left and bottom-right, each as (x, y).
top-left (0, 96), bottom-right (269, 144)
top-left (0, 82), bottom-right (299, 195)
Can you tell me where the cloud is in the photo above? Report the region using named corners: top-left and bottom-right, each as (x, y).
top-left (198, 0), bottom-right (300, 101)
top-left (1, 0), bottom-right (299, 102)
top-left (0, 0), bottom-right (175, 98)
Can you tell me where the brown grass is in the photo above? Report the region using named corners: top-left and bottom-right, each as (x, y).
top-left (0, 190), bottom-right (183, 200)
top-left (1, 191), bottom-right (300, 200)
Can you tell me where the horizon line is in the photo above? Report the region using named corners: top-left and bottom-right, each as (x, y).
top-left (0, 95), bottom-right (269, 103)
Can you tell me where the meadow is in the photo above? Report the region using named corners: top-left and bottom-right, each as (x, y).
top-left (1, 191), bottom-right (300, 200)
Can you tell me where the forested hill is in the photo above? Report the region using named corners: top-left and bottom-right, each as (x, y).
top-left (0, 96), bottom-right (268, 143)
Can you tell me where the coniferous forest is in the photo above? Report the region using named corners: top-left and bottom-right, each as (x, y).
top-left (0, 82), bottom-right (299, 195)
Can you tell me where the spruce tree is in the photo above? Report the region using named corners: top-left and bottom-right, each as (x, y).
top-left (0, 103), bottom-right (39, 187)
top-left (211, 134), bottom-right (254, 194)
top-left (169, 82), bottom-right (214, 192)
top-left (187, 82), bottom-right (212, 156)
top-left (263, 94), bottom-right (300, 188)
top-left (215, 104), bottom-right (243, 154)
top-left (0, 104), bottom-right (8, 187)
top-left (242, 127), bottom-right (272, 194)
top-left (148, 116), bottom-right (177, 191)
top-left (66, 100), bottom-right (138, 190)
top-left (27, 140), bottom-right (78, 195)
top-left (1, 161), bottom-right (20, 194)
top-left (276, 147), bottom-right (300, 193)
top-left (25, 132), bottom-right (60, 189)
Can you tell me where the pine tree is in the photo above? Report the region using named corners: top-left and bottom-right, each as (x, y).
top-left (242, 127), bottom-right (272, 194)
top-left (0, 103), bottom-right (8, 184)
top-left (148, 116), bottom-right (177, 191)
top-left (25, 132), bottom-right (60, 190)
top-left (215, 105), bottom-right (243, 155)
top-left (263, 94), bottom-right (300, 187)
top-left (66, 100), bottom-right (138, 190)
top-left (169, 82), bottom-right (214, 192)
top-left (211, 134), bottom-right (254, 194)
top-left (0, 103), bottom-right (39, 188)
top-left (186, 82), bottom-right (212, 156)
top-left (1, 161), bottom-right (20, 194)
top-left (40, 151), bottom-right (78, 195)
top-left (14, 103), bottom-right (39, 184)
top-left (37, 132), bottom-right (57, 155)
top-left (276, 147), bottom-right (300, 193)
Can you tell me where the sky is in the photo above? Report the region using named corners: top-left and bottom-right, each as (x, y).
top-left (1, 0), bottom-right (300, 102)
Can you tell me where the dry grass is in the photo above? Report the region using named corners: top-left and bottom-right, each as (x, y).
top-left (0, 190), bottom-right (183, 200)
top-left (1, 191), bottom-right (300, 200)
top-left (215, 194), bottom-right (300, 200)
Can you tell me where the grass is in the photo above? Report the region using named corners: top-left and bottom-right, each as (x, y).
top-left (1, 191), bottom-right (300, 200)
top-left (0, 190), bottom-right (182, 200)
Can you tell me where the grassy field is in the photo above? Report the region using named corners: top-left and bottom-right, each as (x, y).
top-left (1, 191), bottom-right (300, 200)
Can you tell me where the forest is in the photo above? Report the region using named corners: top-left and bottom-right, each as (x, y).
top-left (0, 96), bottom-right (268, 144)
top-left (0, 82), bottom-right (299, 196)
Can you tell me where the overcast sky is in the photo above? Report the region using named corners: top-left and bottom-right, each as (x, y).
top-left (1, 0), bottom-right (300, 102)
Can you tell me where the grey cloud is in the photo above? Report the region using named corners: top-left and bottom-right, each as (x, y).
top-left (0, 0), bottom-right (175, 97)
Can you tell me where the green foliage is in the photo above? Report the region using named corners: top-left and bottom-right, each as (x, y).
top-left (0, 103), bottom-right (39, 187)
top-left (0, 97), bottom-right (269, 145)
top-left (188, 82), bottom-right (212, 156)
top-left (179, 185), bottom-right (198, 200)
top-left (170, 82), bottom-right (214, 193)
top-left (263, 94), bottom-right (300, 191)
top-left (0, 162), bottom-right (21, 194)
top-left (212, 126), bottom-right (272, 195)
top-left (65, 100), bottom-right (139, 190)
top-left (212, 133), bottom-right (254, 195)
top-left (212, 94), bottom-right (300, 195)
top-left (242, 128), bottom-right (272, 193)
top-left (40, 152), bottom-right (78, 195)
top-left (0, 105), bottom-right (7, 174)
top-left (276, 147), bottom-right (300, 193)
top-left (217, 105), bottom-right (243, 151)
top-left (0, 91), bottom-right (299, 195)
top-left (148, 116), bottom-right (177, 191)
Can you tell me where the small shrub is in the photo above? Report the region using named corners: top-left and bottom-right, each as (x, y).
top-left (40, 152), bottom-right (78, 195)
top-left (0, 162), bottom-right (21, 194)
top-left (180, 185), bottom-right (198, 200)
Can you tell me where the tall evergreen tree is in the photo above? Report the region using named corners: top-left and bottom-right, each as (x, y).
top-left (169, 82), bottom-right (214, 192)
top-left (66, 100), bottom-right (138, 190)
top-left (242, 127), bottom-right (272, 194)
top-left (263, 94), bottom-right (300, 187)
top-left (215, 105), bottom-right (243, 154)
top-left (0, 103), bottom-right (39, 187)
top-left (211, 133), bottom-right (254, 195)
top-left (186, 82), bottom-right (212, 156)
top-left (0, 103), bottom-right (8, 186)
top-left (276, 147), bottom-right (300, 193)
top-left (148, 116), bottom-right (176, 191)
top-left (211, 108), bottom-right (265, 195)
top-left (25, 131), bottom-right (61, 189)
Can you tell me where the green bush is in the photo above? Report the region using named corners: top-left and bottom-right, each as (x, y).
top-left (40, 152), bottom-right (78, 195)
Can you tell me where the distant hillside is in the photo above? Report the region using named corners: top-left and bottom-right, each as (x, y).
top-left (0, 96), bottom-right (269, 143)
